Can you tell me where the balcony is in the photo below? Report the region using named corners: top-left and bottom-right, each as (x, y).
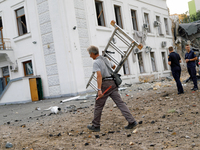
top-left (0, 37), bottom-right (15, 64)
top-left (0, 38), bottom-right (12, 50)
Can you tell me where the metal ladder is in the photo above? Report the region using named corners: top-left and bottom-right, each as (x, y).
top-left (86, 20), bottom-right (143, 91)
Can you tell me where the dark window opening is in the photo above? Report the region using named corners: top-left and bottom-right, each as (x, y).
top-left (162, 52), bottom-right (168, 70)
top-left (156, 16), bottom-right (162, 35)
top-left (150, 52), bottom-right (157, 72)
top-left (114, 5), bottom-right (123, 28)
top-left (144, 13), bottom-right (150, 33)
top-left (122, 53), bottom-right (130, 75)
top-left (15, 7), bottom-right (27, 36)
top-left (23, 60), bottom-right (33, 76)
top-left (0, 17), bottom-right (2, 28)
top-left (95, 1), bottom-right (105, 26)
top-left (137, 53), bottom-right (145, 73)
top-left (131, 10), bottom-right (138, 31)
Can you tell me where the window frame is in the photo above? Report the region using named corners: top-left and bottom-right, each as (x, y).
top-left (161, 52), bottom-right (168, 70)
top-left (114, 5), bottom-right (123, 29)
top-left (156, 15), bottom-right (162, 35)
top-left (122, 52), bottom-right (130, 75)
top-left (164, 18), bottom-right (169, 35)
top-left (131, 9), bottom-right (138, 31)
top-left (95, 0), bottom-right (106, 27)
top-left (137, 52), bottom-right (145, 73)
top-left (150, 52), bottom-right (157, 72)
top-left (15, 7), bottom-right (27, 36)
top-left (144, 13), bottom-right (151, 33)
top-left (23, 60), bottom-right (33, 76)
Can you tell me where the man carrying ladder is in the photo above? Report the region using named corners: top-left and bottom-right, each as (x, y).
top-left (87, 45), bottom-right (137, 132)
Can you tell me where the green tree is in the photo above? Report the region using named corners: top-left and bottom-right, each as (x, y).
top-left (189, 10), bottom-right (200, 22)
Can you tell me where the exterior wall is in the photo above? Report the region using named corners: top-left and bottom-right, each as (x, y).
top-left (0, 0), bottom-right (172, 103)
top-left (85, 0), bottom-right (172, 85)
top-left (188, 0), bottom-right (196, 15)
top-left (0, 77), bottom-right (31, 105)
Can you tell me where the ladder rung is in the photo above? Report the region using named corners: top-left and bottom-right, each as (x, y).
top-left (104, 53), bottom-right (119, 66)
top-left (104, 27), bottom-right (119, 52)
top-left (109, 42), bottom-right (125, 56)
top-left (89, 82), bottom-right (98, 91)
top-left (115, 32), bottom-right (130, 47)
top-left (92, 76), bottom-right (97, 81)
top-left (86, 72), bottom-right (95, 88)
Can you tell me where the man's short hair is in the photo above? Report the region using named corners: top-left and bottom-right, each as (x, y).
top-left (87, 45), bottom-right (99, 55)
top-left (185, 44), bottom-right (190, 46)
top-left (168, 46), bottom-right (173, 51)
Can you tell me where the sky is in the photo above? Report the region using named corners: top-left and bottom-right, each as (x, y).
top-left (166, 0), bottom-right (191, 15)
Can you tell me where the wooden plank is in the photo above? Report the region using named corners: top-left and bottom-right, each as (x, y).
top-left (29, 78), bottom-right (38, 101)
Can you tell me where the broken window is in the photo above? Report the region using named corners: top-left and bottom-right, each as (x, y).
top-left (137, 53), bottom-right (145, 73)
top-left (0, 17), bottom-right (4, 49)
top-left (95, 1), bottom-right (105, 26)
top-left (156, 16), bottom-right (162, 35)
top-left (122, 54), bottom-right (130, 75)
top-left (164, 18), bottom-right (169, 35)
top-left (131, 10), bottom-right (138, 31)
top-left (162, 52), bottom-right (168, 70)
top-left (114, 5), bottom-right (123, 28)
top-left (15, 7), bottom-right (27, 36)
top-left (144, 13), bottom-right (150, 33)
top-left (23, 60), bottom-right (33, 76)
top-left (150, 52), bottom-right (157, 72)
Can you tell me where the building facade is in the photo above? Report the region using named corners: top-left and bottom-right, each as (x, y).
top-left (0, 0), bottom-right (172, 104)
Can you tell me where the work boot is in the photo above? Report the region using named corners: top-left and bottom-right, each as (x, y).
top-left (125, 121), bottom-right (137, 129)
top-left (87, 125), bottom-right (100, 132)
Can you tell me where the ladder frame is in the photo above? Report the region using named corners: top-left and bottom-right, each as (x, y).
top-left (86, 20), bottom-right (143, 91)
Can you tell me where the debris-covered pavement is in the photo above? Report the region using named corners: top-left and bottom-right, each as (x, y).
top-left (1, 73), bottom-right (200, 149)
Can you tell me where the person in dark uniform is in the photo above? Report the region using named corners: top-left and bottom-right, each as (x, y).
top-left (168, 46), bottom-right (184, 94)
top-left (185, 44), bottom-right (198, 91)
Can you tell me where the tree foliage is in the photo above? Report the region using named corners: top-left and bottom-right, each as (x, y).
top-left (180, 10), bottom-right (200, 23)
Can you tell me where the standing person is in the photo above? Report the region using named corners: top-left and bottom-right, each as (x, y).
top-left (168, 47), bottom-right (184, 94)
top-left (87, 45), bottom-right (137, 132)
top-left (185, 44), bottom-right (198, 91)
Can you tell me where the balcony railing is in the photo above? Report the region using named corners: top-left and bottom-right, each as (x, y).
top-left (0, 38), bottom-right (11, 50)
top-left (0, 27), bottom-right (11, 50)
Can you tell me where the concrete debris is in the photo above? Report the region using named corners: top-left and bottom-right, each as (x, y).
top-left (166, 76), bottom-right (173, 81)
top-left (35, 107), bottom-right (41, 111)
top-left (118, 87), bottom-right (127, 91)
top-left (132, 128), bottom-right (138, 134)
top-left (125, 83), bottom-right (132, 87)
top-left (5, 142), bottom-right (13, 148)
top-left (65, 105), bottom-right (76, 112)
top-left (60, 96), bottom-right (80, 103)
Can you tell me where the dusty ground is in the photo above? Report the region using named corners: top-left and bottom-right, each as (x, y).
top-left (1, 68), bottom-right (200, 150)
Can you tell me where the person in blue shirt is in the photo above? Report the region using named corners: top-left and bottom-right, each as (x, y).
top-left (168, 46), bottom-right (184, 94)
top-left (185, 44), bottom-right (198, 91)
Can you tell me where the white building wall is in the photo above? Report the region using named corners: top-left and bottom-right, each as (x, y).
top-left (0, 0), bottom-right (173, 103)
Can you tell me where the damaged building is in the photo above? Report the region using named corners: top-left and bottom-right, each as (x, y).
top-left (0, 0), bottom-right (173, 104)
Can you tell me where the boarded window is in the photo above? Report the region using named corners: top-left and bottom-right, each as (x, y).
top-left (23, 60), bottom-right (33, 76)
top-left (95, 1), bottom-right (105, 26)
top-left (150, 52), bottom-right (157, 72)
top-left (162, 52), bottom-right (168, 70)
top-left (164, 18), bottom-right (169, 35)
top-left (156, 16), bottom-right (162, 35)
top-left (144, 13), bottom-right (150, 33)
top-left (114, 5), bottom-right (123, 28)
top-left (137, 53), bottom-right (145, 73)
top-left (131, 10), bottom-right (138, 31)
top-left (15, 7), bottom-right (27, 36)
